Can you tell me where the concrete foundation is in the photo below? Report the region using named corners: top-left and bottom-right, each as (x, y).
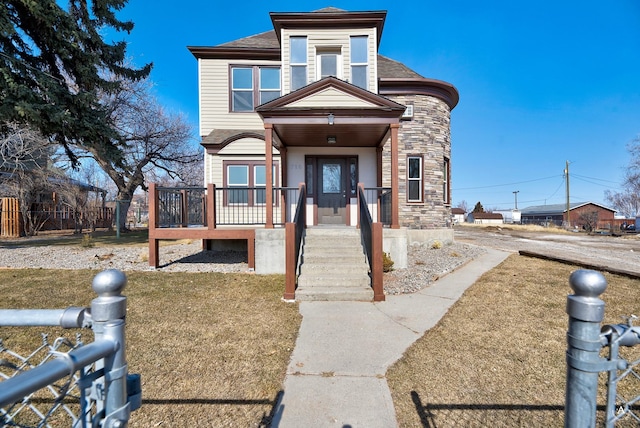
top-left (255, 228), bottom-right (286, 274)
top-left (383, 227), bottom-right (454, 270)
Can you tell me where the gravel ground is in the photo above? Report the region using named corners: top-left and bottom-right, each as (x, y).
top-left (383, 241), bottom-right (486, 295)
top-left (0, 236), bottom-right (486, 295)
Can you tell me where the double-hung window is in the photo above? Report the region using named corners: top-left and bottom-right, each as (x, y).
top-left (290, 36), bottom-right (307, 90)
top-left (224, 161), bottom-right (278, 206)
top-left (407, 155), bottom-right (423, 203)
top-left (231, 66), bottom-right (281, 112)
top-left (350, 36), bottom-right (368, 89)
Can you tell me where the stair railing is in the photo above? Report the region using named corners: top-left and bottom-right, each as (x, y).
top-left (284, 183), bottom-right (306, 300)
top-left (357, 184), bottom-right (385, 301)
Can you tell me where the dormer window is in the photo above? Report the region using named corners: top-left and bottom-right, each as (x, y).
top-left (350, 36), bottom-right (368, 89)
top-left (290, 36), bottom-right (307, 91)
top-left (317, 48), bottom-right (342, 79)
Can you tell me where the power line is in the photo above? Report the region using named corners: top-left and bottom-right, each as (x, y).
top-left (453, 174), bottom-right (561, 191)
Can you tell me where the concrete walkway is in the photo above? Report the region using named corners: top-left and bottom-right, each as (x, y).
top-left (271, 248), bottom-right (510, 427)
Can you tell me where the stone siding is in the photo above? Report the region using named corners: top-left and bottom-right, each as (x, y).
top-left (382, 95), bottom-right (452, 229)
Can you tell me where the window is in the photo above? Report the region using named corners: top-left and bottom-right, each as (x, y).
top-left (290, 36), bottom-right (307, 90)
top-left (224, 161), bottom-right (278, 206)
top-left (350, 36), bottom-right (368, 89)
top-left (230, 66), bottom-right (281, 112)
top-left (231, 67), bottom-right (253, 112)
top-left (407, 156), bottom-right (423, 203)
top-left (443, 157), bottom-right (450, 205)
top-left (316, 48), bottom-right (341, 80)
top-left (227, 165), bottom-right (249, 203)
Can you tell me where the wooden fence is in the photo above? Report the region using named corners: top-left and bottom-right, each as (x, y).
top-left (1, 198), bottom-right (21, 238)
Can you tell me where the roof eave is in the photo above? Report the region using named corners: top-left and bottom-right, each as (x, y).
top-left (187, 46), bottom-right (281, 61)
top-left (378, 77), bottom-right (460, 110)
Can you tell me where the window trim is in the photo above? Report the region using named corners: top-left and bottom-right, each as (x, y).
top-left (443, 157), bottom-right (451, 205)
top-left (229, 65), bottom-right (281, 112)
top-left (222, 160), bottom-right (279, 206)
top-left (407, 155), bottom-right (424, 203)
top-left (290, 36), bottom-right (308, 91)
top-left (350, 35), bottom-right (368, 89)
top-left (315, 47), bottom-right (342, 80)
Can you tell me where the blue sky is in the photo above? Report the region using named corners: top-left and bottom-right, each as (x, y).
top-left (113, 1), bottom-right (640, 211)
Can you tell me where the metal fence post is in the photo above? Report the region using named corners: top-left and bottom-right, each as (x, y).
top-left (90, 269), bottom-right (129, 427)
top-left (565, 269), bottom-right (608, 428)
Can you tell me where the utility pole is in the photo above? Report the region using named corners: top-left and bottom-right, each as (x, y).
top-left (565, 160), bottom-right (570, 228)
top-left (513, 190), bottom-right (519, 210)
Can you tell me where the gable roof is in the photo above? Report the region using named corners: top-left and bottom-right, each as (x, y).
top-left (470, 212), bottom-right (503, 220)
top-left (451, 208), bottom-right (466, 215)
top-left (521, 202), bottom-right (615, 215)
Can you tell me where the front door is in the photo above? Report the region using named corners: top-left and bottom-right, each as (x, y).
top-left (317, 158), bottom-right (347, 224)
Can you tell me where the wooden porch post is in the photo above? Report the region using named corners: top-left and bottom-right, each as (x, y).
top-left (390, 124), bottom-right (400, 229)
top-left (280, 147), bottom-right (287, 224)
top-left (206, 183), bottom-right (215, 230)
top-left (265, 124), bottom-right (274, 228)
top-left (284, 222), bottom-right (296, 300)
top-left (148, 183), bottom-right (159, 268)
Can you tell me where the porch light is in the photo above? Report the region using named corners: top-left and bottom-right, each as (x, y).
top-left (328, 113), bottom-right (334, 125)
top-left (327, 136), bottom-right (337, 144)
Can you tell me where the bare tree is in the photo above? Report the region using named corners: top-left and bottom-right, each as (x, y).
top-left (455, 200), bottom-right (469, 213)
top-left (606, 136), bottom-right (640, 218)
top-left (578, 211), bottom-right (599, 233)
top-left (0, 123), bottom-right (54, 235)
top-left (65, 76), bottom-right (201, 231)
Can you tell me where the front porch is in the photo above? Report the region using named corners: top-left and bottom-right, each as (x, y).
top-left (148, 182), bottom-right (389, 301)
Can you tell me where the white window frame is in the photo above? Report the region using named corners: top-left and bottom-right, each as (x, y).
top-left (350, 35), bottom-right (368, 89)
top-left (407, 155), bottom-right (424, 203)
top-left (316, 48), bottom-right (342, 80)
top-left (290, 36), bottom-right (307, 91)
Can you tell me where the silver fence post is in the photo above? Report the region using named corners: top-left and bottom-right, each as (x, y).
top-left (90, 269), bottom-right (129, 427)
top-left (565, 269), bottom-right (607, 428)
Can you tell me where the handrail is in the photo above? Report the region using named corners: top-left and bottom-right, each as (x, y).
top-left (358, 185), bottom-right (385, 302)
top-left (284, 183), bottom-right (306, 300)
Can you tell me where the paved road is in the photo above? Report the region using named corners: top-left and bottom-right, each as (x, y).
top-left (454, 226), bottom-right (640, 276)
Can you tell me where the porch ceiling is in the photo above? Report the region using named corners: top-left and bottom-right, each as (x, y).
top-left (273, 122), bottom-right (390, 148)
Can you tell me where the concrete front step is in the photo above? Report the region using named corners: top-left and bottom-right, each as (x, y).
top-left (295, 285), bottom-right (374, 302)
top-left (296, 227), bottom-right (373, 302)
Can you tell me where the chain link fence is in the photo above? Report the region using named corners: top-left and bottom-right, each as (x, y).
top-left (0, 269), bottom-right (140, 427)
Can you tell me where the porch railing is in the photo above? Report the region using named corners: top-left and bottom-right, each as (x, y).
top-left (284, 184), bottom-right (306, 300)
top-left (153, 185), bottom-right (300, 228)
top-left (357, 185), bottom-right (385, 302)
top-left (363, 187), bottom-right (392, 226)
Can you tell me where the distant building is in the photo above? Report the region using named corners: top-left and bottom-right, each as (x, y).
top-left (493, 209), bottom-right (521, 224)
top-left (467, 212), bottom-right (503, 224)
top-left (520, 202), bottom-right (615, 228)
top-left (451, 207), bottom-right (466, 224)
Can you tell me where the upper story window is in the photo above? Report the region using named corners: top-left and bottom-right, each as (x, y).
top-left (290, 36), bottom-right (307, 91)
top-left (231, 66), bottom-right (281, 112)
top-left (350, 36), bottom-right (368, 89)
top-left (316, 48), bottom-right (342, 79)
top-left (443, 157), bottom-right (451, 205)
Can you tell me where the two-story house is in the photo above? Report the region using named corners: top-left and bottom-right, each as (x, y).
top-left (148, 7), bottom-right (459, 301)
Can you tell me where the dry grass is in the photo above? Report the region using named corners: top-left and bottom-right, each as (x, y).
top-left (387, 254), bottom-right (640, 427)
top-left (0, 269), bottom-right (301, 427)
top-left (457, 223), bottom-right (572, 234)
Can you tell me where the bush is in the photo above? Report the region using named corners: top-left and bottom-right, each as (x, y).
top-left (80, 233), bottom-right (95, 248)
top-left (383, 252), bottom-right (394, 272)
top-left (431, 240), bottom-right (442, 249)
